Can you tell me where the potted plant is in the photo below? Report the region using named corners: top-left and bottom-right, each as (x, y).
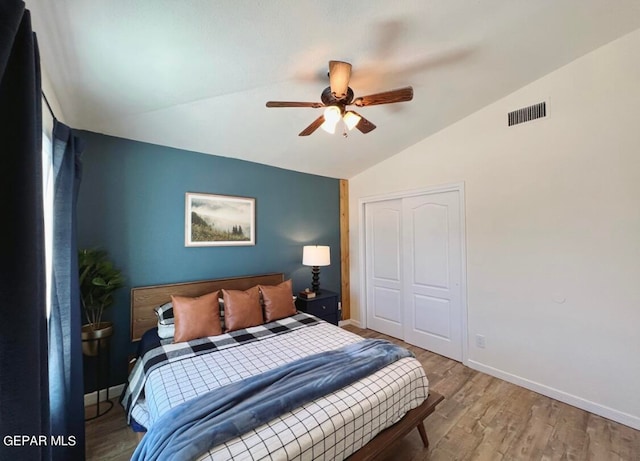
top-left (79, 248), bottom-right (125, 356)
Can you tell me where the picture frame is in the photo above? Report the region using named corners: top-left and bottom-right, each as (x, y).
top-left (185, 192), bottom-right (256, 247)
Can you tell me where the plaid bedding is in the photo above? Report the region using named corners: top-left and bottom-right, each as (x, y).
top-left (126, 315), bottom-right (429, 460)
top-left (121, 312), bottom-right (320, 422)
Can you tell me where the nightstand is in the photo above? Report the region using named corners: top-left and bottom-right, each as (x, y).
top-left (295, 290), bottom-right (340, 325)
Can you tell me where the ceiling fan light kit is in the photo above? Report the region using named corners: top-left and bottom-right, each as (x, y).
top-left (320, 109), bottom-right (362, 135)
top-left (266, 60), bottom-right (413, 137)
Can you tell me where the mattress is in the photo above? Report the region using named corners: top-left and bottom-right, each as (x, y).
top-left (129, 318), bottom-right (429, 460)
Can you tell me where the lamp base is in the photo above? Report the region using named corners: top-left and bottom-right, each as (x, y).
top-left (311, 266), bottom-right (321, 293)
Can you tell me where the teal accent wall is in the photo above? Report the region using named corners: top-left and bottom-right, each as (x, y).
top-left (76, 131), bottom-right (341, 391)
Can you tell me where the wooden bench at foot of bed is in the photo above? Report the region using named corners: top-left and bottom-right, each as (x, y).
top-left (347, 391), bottom-right (445, 461)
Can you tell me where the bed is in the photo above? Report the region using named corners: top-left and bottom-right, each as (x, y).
top-left (122, 273), bottom-right (443, 460)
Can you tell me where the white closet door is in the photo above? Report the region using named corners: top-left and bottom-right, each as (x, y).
top-left (365, 199), bottom-right (404, 339)
top-left (402, 190), bottom-right (463, 361)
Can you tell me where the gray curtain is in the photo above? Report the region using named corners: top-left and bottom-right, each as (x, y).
top-left (48, 120), bottom-right (85, 460)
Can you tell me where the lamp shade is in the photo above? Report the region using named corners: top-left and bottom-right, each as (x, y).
top-left (302, 245), bottom-right (330, 267)
top-left (343, 111), bottom-right (361, 131)
top-left (320, 106), bottom-right (341, 134)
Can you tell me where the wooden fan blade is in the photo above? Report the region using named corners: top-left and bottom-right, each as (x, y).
top-left (329, 61), bottom-right (352, 100)
top-left (266, 101), bottom-right (324, 108)
top-left (353, 86), bottom-right (413, 107)
top-left (351, 111), bottom-right (377, 134)
top-left (299, 115), bottom-right (325, 136)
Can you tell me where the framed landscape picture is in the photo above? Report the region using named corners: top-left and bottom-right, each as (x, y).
top-left (185, 193), bottom-right (255, 246)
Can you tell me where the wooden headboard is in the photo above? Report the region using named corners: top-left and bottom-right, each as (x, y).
top-left (130, 273), bottom-right (284, 341)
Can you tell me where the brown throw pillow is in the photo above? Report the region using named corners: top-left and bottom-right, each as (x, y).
top-left (260, 279), bottom-right (296, 322)
top-left (222, 286), bottom-right (263, 332)
top-left (171, 290), bottom-right (222, 343)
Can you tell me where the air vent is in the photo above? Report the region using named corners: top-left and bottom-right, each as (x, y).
top-left (508, 101), bottom-right (546, 127)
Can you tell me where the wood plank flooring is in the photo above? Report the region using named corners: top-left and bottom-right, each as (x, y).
top-left (85, 325), bottom-right (640, 460)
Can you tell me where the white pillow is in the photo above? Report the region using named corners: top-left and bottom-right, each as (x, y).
top-left (157, 321), bottom-right (175, 339)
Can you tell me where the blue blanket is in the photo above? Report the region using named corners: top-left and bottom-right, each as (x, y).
top-left (131, 338), bottom-right (413, 461)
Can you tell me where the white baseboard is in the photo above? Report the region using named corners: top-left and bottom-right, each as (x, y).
top-left (467, 359), bottom-right (640, 431)
top-left (84, 383), bottom-right (125, 407)
top-left (339, 318), bottom-right (363, 328)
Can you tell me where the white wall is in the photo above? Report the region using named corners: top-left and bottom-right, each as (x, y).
top-left (349, 28), bottom-right (640, 429)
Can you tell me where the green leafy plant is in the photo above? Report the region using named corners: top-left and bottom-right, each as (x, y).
top-left (78, 248), bottom-right (125, 331)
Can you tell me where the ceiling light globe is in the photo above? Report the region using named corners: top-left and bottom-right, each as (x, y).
top-left (320, 119), bottom-right (337, 134)
top-left (343, 111), bottom-right (362, 131)
top-left (323, 106), bottom-right (341, 124)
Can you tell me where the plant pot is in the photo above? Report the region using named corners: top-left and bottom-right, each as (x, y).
top-left (81, 322), bottom-right (113, 357)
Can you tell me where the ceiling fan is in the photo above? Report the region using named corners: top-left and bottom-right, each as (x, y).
top-left (266, 61), bottom-right (413, 136)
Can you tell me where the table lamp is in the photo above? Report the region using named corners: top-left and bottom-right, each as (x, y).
top-left (302, 245), bottom-right (330, 293)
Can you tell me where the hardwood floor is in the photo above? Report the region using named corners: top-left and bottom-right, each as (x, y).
top-left (85, 325), bottom-right (640, 460)
top-left (85, 401), bottom-right (138, 461)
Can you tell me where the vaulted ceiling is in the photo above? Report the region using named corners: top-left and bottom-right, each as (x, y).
top-left (26, 0), bottom-right (640, 178)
